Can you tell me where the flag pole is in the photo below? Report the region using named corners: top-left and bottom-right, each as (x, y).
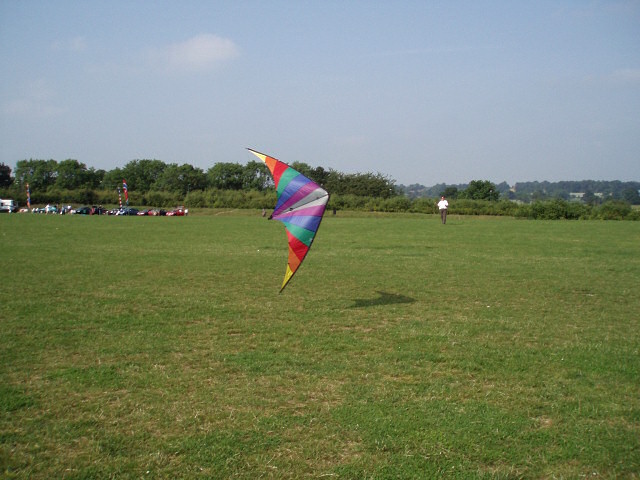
top-left (122, 180), bottom-right (129, 207)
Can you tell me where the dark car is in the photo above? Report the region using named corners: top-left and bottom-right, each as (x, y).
top-left (116, 208), bottom-right (139, 216)
top-left (148, 209), bottom-right (167, 216)
top-left (74, 206), bottom-right (93, 215)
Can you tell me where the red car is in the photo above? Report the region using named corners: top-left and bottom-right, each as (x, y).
top-left (166, 206), bottom-right (186, 216)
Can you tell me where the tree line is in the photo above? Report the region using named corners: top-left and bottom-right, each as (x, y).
top-left (0, 160), bottom-right (525, 204)
top-left (401, 179), bottom-right (640, 205)
top-left (0, 158), bottom-right (398, 201)
top-left (1, 159), bottom-right (637, 220)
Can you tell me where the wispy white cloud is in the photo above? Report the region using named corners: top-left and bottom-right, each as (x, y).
top-left (50, 36), bottom-right (88, 52)
top-left (607, 68), bottom-right (640, 85)
top-left (363, 44), bottom-right (502, 58)
top-left (584, 68), bottom-right (640, 87)
top-left (2, 80), bottom-right (66, 118)
top-left (149, 34), bottom-right (239, 73)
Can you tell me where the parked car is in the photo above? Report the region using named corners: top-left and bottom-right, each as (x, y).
top-left (0, 199), bottom-right (18, 213)
top-left (116, 208), bottom-right (139, 216)
top-left (148, 209), bottom-right (167, 216)
top-left (74, 206), bottom-right (93, 215)
top-left (166, 206), bottom-right (186, 216)
top-left (91, 206), bottom-right (107, 215)
top-left (137, 209), bottom-right (150, 216)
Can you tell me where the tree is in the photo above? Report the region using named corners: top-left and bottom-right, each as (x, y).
top-left (55, 159), bottom-right (90, 190)
top-left (120, 159), bottom-right (167, 192)
top-left (155, 164), bottom-right (206, 195)
top-left (582, 190), bottom-right (598, 206)
top-left (325, 171), bottom-right (397, 198)
top-left (101, 168), bottom-right (124, 191)
top-left (86, 168), bottom-right (106, 189)
top-left (310, 166), bottom-right (329, 187)
top-left (460, 180), bottom-right (499, 201)
top-left (242, 161), bottom-right (272, 191)
top-left (207, 163), bottom-right (244, 190)
top-left (290, 162), bottom-right (313, 179)
top-left (596, 200), bottom-right (632, 220)
top-left (531, 190), bottom-right (548, 202)
top-left (441, 186), bottom-right (458, 199)
top-left (621, 188), bottom-right (640, 205)
top-left (0, 163), bottom-right (13, 188)
top-left (14, 159), bottom-right (58, 191)
top-left (495, 181), bottom-right (511, 195)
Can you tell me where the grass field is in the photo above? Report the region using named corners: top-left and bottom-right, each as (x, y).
top-left (1, 212), bottom-right (639, 479)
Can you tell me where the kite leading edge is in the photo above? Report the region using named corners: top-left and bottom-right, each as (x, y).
top-left (247, 148), bottom-right (330, 292)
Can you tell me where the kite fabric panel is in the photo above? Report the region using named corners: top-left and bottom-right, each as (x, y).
top-left (247, 148), bottom-right (330, 292)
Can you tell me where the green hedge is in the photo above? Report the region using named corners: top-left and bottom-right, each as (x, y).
top-left (515, 199), bottom-right (636, 220)
top-left (2, 185), bottom-right (637, 220)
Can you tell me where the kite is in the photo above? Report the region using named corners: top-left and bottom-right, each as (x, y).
top-left (248, 148), bottom-right (330, 292)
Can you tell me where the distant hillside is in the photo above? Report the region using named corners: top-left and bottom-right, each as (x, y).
top-left (398, 180), bottom-right (640, 204)
top-left (399, 181), bottom-right (511, 199)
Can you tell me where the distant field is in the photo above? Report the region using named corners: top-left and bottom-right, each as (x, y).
top-left (1, 212), bottom-right (639, 478)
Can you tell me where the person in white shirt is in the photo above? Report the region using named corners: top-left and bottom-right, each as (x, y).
top-left (437, 196), bottom-right (449, 224)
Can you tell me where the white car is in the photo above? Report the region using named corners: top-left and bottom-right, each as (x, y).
top-left (0, 199), bottom-right (18, 213)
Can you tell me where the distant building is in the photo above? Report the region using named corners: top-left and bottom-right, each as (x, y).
top-left (570, 192), bottom-right (605, 201)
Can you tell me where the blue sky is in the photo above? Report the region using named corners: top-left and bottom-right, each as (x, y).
top-left (1, 0), bottom-right (639, 186)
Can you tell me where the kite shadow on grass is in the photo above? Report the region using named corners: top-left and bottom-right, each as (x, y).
top-left (352, 291), bottom-right (415, 308)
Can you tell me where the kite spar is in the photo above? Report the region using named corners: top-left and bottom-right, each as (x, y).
top-left (248, 148), bottom-right (330, 292)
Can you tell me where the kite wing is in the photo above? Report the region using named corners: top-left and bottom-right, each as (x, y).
top-left (248, 148), bottom-right (330, 292)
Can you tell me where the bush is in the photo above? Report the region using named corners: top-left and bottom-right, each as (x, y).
top-left (493, 201), bottom-right (520, 216)
top-left (144, 190), bottom-right (180, 208)
top-left (533, 199), bottom-right (567, 219)
top-left (6, 184), bottom-right (638, 221)
top-left (516, 199), bottom-right (592, 220)
top-left (93, 189), bottom-right (119, 206)
top-left (450, 199), bottom-right (514, 216)
top-left (330, 194), bottom-right (369, 211)
top-left (184, 190), bottom-right (207, 208)
top-left (244, 190), bottom-right (275, 209)
top-left (627, 208), bottom-right (640, 221)
top-left (565, 202), bottom-right (591, 220)
top-left (410, 198), bottom-right (438, 214)
top-left (592, 200), bottom-right (632, 220)
top-left (381, 196), bottom-right (411, 212)
top-left (514, 203), bottom-right (532, 219)
top-left (216, 190), bottom-right (244, 208)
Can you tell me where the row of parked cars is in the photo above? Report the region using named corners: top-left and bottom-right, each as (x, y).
top-left (26, 205), bottom-right (187, 216)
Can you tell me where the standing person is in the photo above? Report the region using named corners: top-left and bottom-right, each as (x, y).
top-left (437, 196), bottom-right (449, 224)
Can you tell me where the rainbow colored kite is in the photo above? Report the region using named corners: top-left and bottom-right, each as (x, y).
top-left (248, 148), bottom-right (330, 292)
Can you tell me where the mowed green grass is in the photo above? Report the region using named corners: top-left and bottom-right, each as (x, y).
top-left (1, 212), bottom-right (639, 479)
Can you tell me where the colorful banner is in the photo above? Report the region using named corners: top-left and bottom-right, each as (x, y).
top-left (122, 179), bottom-right (129, 206)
